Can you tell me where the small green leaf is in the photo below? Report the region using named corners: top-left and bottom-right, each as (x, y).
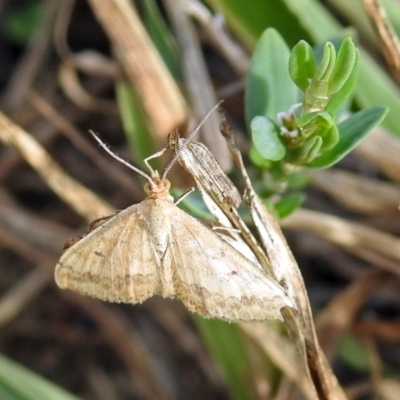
top-left (275, 192), bottom-right (306, 218)
top-left (249, 146), bottom-right (272, 168)
top-left (245, 28), bottom-right (299, 125)
top-left (299, 135), bottom-right (322, 162)
top-left (328, 37), bottom-right (357, 95)
top-left (289, 40), bottom-right (316, 90)
top-left (325, 49), bottom-right (360, 114)
top-left (320, 124), bottom-right (339, 150)
top-left (308, 106), bottom-right (388, 168)
top-left (304, 43), bottom-right (336, 111)
top-left (297, 111), bottom-right (333, 130)
top-left (251, 116), bottom-right (286, 161)
top-left (313, 42), bottom-right (335, 82)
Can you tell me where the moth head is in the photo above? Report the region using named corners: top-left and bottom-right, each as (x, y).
top-left (144, 174), bottom-right (173, 200)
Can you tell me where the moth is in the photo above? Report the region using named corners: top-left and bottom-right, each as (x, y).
top-left (55, 107), bottom-right (295, 322)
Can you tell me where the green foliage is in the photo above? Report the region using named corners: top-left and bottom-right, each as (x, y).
top-left (0, 354), bottom-right (82, 400)
top-left (141, 0), bottom-right (182, 81)
top-left (245, 29), bottom-right (387, 182)
top-left (338, 335), bottom-right (370, 372)
top-left (193, 317), bottom-right (259, 400)
top-left (308, 106), bottom-right (387, 168)
top-left (2, 2), bottom-right (43, 45)
top-left (210, 0), bottom-right (400, 137)
top-left (115, 82), bottom-right (157, 167)
top-left (245, 29), bottom-right (299, 125)
top-left (250, 116), bottom-right (285, 161)
top-left (274, 192), bottom-right (306, 219)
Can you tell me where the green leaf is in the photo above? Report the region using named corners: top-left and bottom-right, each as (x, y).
top-left (337, 334), bottom-right (370, 372)
top-left (141, 0), bottom-right (182, 81)
top-left (249, 146), bottom-right (272, 168)
top-left (313, 42), bottom-right (335, 83)
top-left (0, 353), bottom-right (82, 400)
top-left (308, 106), bottom-right (388, 168)
top-left (298, 136), bottom-right (322, 162)
top-left (275, 192), bottom-right (306, 218)
top-left (115, 81), bottom-right (157, 168)
top-left (289, 40), bottom-right (316, 90)
top-left (325, 49), bottom-right (360, 114)
top-left (297, 111), bottom-right (334, 130)
top-left (245, 28), bottom-right (299, 126)
top-left (251, 116), bottom-right (286, 161)
top-left (205, 0), bottom-right (312, 48)
top-left (320, 124), bottom-right (339, 150)
top-left (328, 37), bottom-right (357, 95)
top-left (279, 0), bottom-right (400, 138)
top-left (193, 317), bottom-right (258, 400)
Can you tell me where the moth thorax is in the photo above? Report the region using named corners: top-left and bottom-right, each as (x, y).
top-left (144, 178), bottom-right (173, 200)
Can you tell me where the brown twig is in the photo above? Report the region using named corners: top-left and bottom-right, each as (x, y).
top-left (362, 0), bottom-right (400, 85)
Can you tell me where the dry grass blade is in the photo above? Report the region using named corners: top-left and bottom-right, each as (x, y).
top-left (69, 295), bottom-right (174, 400)
top-left (0, 226), bottom-right (53, 328)
top-left (87, 0), bottom-right (187, 140)
top-left (362, 0), bottom-right (400, 85)
top-left (28, 90), bottom-right (143, 199)
top-left (355, 127), bottom-right (400, 182)
top-left (375, 379), bottom-right (400, 400)
top-left (184, 1), bottom-right (249, 76)
top-left (239, 322), bottom-right (317, 400)
top-left (0, 267), bottom-right (49, 326)
top-left (163, 0), bottom-right (232, 170)
top-left (311, 169), bottom-right (400, 215)
top-left (315, 268), bottom-right (393, 358)
top-left (283, 208), bottom-right (400, 270)
top-left (0, 111), bottom-right (113, 220)
top-left (354, 319), bottom-right (400, 342)
top-left (58, 51), bottom-right (119, 113)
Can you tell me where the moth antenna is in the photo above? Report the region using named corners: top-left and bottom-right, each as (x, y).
top-left (162, 100), bottom-right (224, 180)
top-left (89, 130), bottom-right (153, 184)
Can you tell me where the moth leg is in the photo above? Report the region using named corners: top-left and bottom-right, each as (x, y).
top-left (63, 236), bottom-right (83, 250)
top-left (174, 187), bottom-right (195, 205)
top-left (87, 214), bottom-right (117, 232)
top-left (144, 148), bottom-right (168, 174)
top-left (211, 225), bottom-right (240, 234)
top-left (62, 213), bottom-right (118, 250)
